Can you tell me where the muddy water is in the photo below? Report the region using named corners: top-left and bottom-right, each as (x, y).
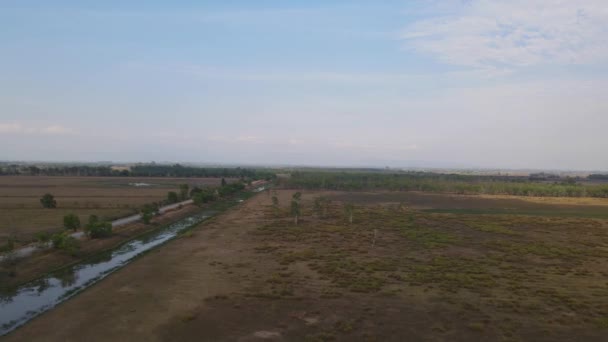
top-left (0, 191), bottom-right (257, 336)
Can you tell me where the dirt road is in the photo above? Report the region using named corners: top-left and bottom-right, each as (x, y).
top-left (5, 190), bottom-right (607, 341)
top-left (4, 193), bottom-right (272, 342)
top-left (0, 199), bottom-right (194, 262)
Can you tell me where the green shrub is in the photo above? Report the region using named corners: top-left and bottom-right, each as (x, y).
top-left (35, 231), bottom-right (51, 244)
top-left (167, 191), bottom-right (179, 203)
top-left (0, 237), bottom-right (16, 253)
top-left (193, 190), bottom-right (215, 206)
top-left (51, 232), bottom-right (80, 256)
top-left (40, 193), bottom-right (57, 208)
top-left (63, 213), bottom-right (81, 231)
top-left (85, 215), bottom-right (113, 238)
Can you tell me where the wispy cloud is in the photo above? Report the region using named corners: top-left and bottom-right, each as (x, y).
top-left (0, 122), bottom-right (75, 135)
top-left (0, 123), bottom-right (22, 134)
top-left (402, 0), bottom-right (608, 69)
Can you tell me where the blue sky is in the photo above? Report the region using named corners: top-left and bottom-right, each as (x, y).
top-left (1, 0), bottom-right (607, 170)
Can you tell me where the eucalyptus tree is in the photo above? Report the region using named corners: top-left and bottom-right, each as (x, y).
top-left (344, 203), bottom-right (355, 224)
top-left (313, 196), bottom-right (331, 218)
top-left (291, 200), bottom-right (300, 225)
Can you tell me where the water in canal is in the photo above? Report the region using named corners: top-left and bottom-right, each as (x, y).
top-left (0, 191), bottom-right (258, 336)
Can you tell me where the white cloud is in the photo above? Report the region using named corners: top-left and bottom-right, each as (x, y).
top-left (402, 0), bottom-right (608, 69)
top-left (0, 122), bottom-right (75, 135)
top-left (288, 138), bottom-right (304, 145)
top-left (0, 122), bottom-right (22, 133)
top-left (41, 125), bottom-right (74, 135)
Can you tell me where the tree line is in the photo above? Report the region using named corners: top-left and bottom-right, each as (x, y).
top-left (31, 179), bottom-right (250, 256)
top-left (283, 171), bottom-right (608, 198)
top-left (0, 163), bottom-right (276, 180)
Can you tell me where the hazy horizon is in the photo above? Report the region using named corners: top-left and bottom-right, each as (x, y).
top-left (2, 1), bottom-right (607, 170)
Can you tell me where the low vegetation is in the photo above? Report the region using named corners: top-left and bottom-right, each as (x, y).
top-left (284, 171), bottom-right (608, 197)
top-left (40, 193), bottom-right (57, 209)
top-left (84, 215), bottom-right (112, 239)
top-left (51, 232), bottom-right (80, 256)
top-left (63, 214), bottom-right (81, 231)
top-left (236, 190), bottom-right (608, 339)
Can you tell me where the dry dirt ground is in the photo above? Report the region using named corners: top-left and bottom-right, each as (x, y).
top-left (0, 176), bottom-right (224, 241)
top-left (5, 190), bottom-right (608, 341)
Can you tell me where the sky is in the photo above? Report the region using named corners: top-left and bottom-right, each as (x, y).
top-left (1, 0), bottom-right (607, 170)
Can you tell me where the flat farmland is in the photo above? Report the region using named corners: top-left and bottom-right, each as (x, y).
top-left (8, 190), bottom-right (608, 341)
top-left (328, 191), bottom-right (608, 219)
top-left (0, 176), bottom-right (224, 241)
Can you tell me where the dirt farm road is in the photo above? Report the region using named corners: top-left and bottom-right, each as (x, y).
top-left (3, 192), bottom-right (272, 342)
top-left (0, 199), bottom-right (194, 262)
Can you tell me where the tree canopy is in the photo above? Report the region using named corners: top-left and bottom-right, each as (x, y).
top-left (40, 193), bottom-right (57, 208)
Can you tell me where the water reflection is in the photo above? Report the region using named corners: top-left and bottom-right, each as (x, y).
top-left (0, 194), bottom-right (250, 336)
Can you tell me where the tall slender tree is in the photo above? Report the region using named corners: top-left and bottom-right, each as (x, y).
top-left (291, 200), bottom-right (300, 225)
top-left (344, 203), bottom-right (355, 224)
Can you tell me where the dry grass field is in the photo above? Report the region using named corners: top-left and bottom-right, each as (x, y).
top-left (0, 176), bottom-right (223, 241)
top-left (7, 190), bottom-right (608, 341)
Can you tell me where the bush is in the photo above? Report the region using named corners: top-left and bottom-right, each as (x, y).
top-left (51, 232), bottom-right (80, 256)
top-left (141, 205), bottom-right (155, 224)
top-left (193, 190), bottom-right (215, 206)
top-left (35, 231), bottom-right (51, 244)
top-left (0, 237), bottom-right (15, 253)
top-left (63, 213), bottom-right (81, 231)
top-left (167, 191), bottom-right (179, 204)
top-left (85, 215), bottom-right (113, 238)
top-left (218, 182), bottom-right (245, 197)
top-left (40, 193), bottom-right (57, 208)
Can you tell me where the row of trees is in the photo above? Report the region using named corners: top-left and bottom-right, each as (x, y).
top-left (165, 179), bottom-right (246, 207)
top-left (31, 214), bottom-right (114, 256)
top-left (58, 214), bottom-right (112, 237)
top-left (40, 179), bottom-right (247, 232)
top-left (29, 180), bottom-right (252, 257)
top-left (271, 192), bottom-right (355, 226)
top-left (284, 171), bottom-right (608, 198)
top-left (1, 163), bottom-right (275, 180)
top-left (129, 165), bottom-right (274, 179)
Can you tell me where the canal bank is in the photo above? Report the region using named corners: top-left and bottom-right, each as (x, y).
top-left (0, 188), bottom-right (261, 336)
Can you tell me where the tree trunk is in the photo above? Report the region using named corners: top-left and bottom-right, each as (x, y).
top-left (294, 215), bottom-right (298, 225)
top-left (349, 213), bottom-right (353, 224)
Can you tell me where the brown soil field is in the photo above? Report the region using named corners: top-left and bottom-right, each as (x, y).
top-left (5, 190), bottom-right (608, 341)
top-left (0, 176), bottom-right (224, 241)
